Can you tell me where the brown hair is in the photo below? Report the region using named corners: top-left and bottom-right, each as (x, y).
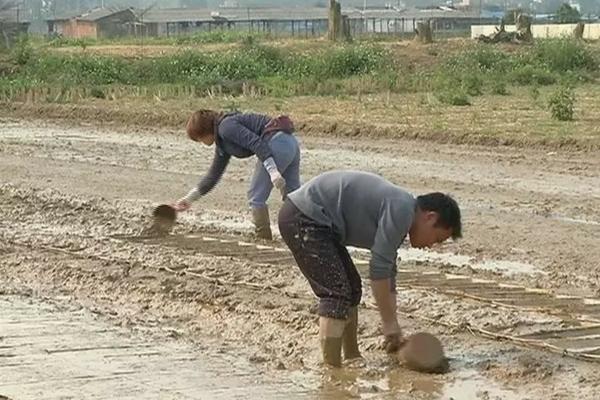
top-left (186, 109), bottom-right (221, 141)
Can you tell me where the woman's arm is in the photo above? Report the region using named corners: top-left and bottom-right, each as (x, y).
top-left (176, 148), bottom-right (231, 208)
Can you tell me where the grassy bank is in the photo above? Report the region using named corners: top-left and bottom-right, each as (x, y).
top-left (1, 37), bottom-right (599, 148)
top-left (3, 37), bottom-right (598, 96)
top-left (2, 86), bottom-right (599, 150)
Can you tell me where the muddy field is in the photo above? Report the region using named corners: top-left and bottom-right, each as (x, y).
top-left (1, 118), bottom-right (599, 399)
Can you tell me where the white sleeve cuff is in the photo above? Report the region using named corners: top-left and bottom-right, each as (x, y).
top-left (181, 187), bottom-right (201, 203)
top-left (262, 157), bottom-right (279, 175)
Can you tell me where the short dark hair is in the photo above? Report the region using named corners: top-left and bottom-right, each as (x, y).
top-left (417, 193), bottom-right (462, 239)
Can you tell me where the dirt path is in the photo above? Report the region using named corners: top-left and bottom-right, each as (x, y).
top-left (1, 119), bottom-right (600, 399)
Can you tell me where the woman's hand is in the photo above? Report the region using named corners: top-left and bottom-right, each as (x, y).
top-left (172, 199), bottom-right (191, 212)
top-left (270, 171), bottom-right (287, 199)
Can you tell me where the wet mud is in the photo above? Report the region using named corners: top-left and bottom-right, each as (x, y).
top-left (1, 120), bottom-right (600, 398)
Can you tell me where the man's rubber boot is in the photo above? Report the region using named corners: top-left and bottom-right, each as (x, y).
top-left (319, 317), bottom-right (346, 367)
top-left (321, 337), bottom-right (343, 367)
top-left (342, 306), bottom-right (361, 360)
top-left (251, 206), bottom-right (273, 240)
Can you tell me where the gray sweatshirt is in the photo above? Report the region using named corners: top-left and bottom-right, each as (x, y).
top-left (288, 170), bottom-right (416, 280)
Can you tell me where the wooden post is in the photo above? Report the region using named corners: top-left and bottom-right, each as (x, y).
top-left (328, 0), bottom-right (349, 41)
top-left (573, 21), bottom-right (584, 40)
top-left (328, 0), bottom-right (339, 40)
top-left (415, 19), bottom-right (433, 43)
top-left (342, 15), bottom-right (351, 41)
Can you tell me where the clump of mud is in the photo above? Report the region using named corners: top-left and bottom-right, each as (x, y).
top-left (399, 332), bottom-right (449, 374)
top-left (142, 204), bottom-right (177, 237)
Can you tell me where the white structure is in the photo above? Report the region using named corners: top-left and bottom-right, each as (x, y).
top-left (471, 23), bottom-right (600, 40)
top-left (569, 1), bottom-right (582, 12)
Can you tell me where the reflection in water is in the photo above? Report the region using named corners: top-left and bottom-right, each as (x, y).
top-left (314, 356), bottom-right (523, 400)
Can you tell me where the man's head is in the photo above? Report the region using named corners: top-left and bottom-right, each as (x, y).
top-left (186, 109), bottom-right (219, 146)
top-left (409, 192), bottom-right (461, 248)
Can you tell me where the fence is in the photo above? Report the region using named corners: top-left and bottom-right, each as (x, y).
top-left (150, 17), bottom-right (489, 40)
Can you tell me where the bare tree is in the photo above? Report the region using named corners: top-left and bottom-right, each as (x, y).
top-left (138, 2), bottom-right (156, 57)
top-left (1, 0), bottom-right (18, 49)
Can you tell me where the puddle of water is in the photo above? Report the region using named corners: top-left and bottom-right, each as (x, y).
top-left (476, 259), bottom-right (543, 276)
top-left (441, 370), bottom-right (523, 400)
top-left (551, 215), bottom-right (600, 226)
top-left (319, 366), bottom-right (524, 400)
top-left (351, 247), bottom-right (545, 277)
top-left (157, 216), bottom-right (546, 278)
top-left (399, 248), bottom-right (544, 277)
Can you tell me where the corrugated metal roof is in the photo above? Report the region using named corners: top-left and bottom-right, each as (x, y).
top-left (143, 7), bottom-right (330, 23)
top-left (346, 7), bottom-right (482, 20)
top-left (47, 6), bottom-right (484, 24)
top-left (0, 7), bottom-right (27, 23)
top-left (47, 7), bottom-right (135, 22)
top-left (143, 6), bottom-right (482, 23)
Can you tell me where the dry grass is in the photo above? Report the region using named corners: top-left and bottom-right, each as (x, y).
top-left (2, 85), bottom-right (599, 150)
top-left (43, 37), bottom-right (470, 64)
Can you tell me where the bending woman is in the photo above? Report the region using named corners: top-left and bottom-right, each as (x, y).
top-left (173, 110), bottom-right (301, 240)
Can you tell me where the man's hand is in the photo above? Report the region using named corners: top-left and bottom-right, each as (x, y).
top-left (382, 319), bottom-right (405, 353)
top-left (383, 331), bottom-right (406, 353)
top-left (172, 199), bottom-right (191, 212)
top-left (371, 278), bottom-right (404, 353)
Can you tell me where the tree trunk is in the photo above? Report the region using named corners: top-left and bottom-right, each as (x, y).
top-left (328, 0), bottom-right (350, 42)
top-left (415, 20), bottom-right (433, 44)
top-left (573, 22), bottom-right (585, 40)
top-left (328, 0), bottom-right (341, 41)
top-left (342, 15), bottom-right (351, 42)
top-left (515, 13), bottom-right (533, 42)
top-left (1, 27), bottom-right (10, 49)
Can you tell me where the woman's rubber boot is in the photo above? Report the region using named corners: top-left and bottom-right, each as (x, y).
top-left (252, 206), bottom-right (273, 240)
top-left (342, 307), bottom-right (361, 360)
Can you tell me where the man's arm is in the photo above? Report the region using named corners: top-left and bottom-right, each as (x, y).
top-left (370, 198), bottom-right (414, 351)
top-left (371, 278), bottom-right (399, 335)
